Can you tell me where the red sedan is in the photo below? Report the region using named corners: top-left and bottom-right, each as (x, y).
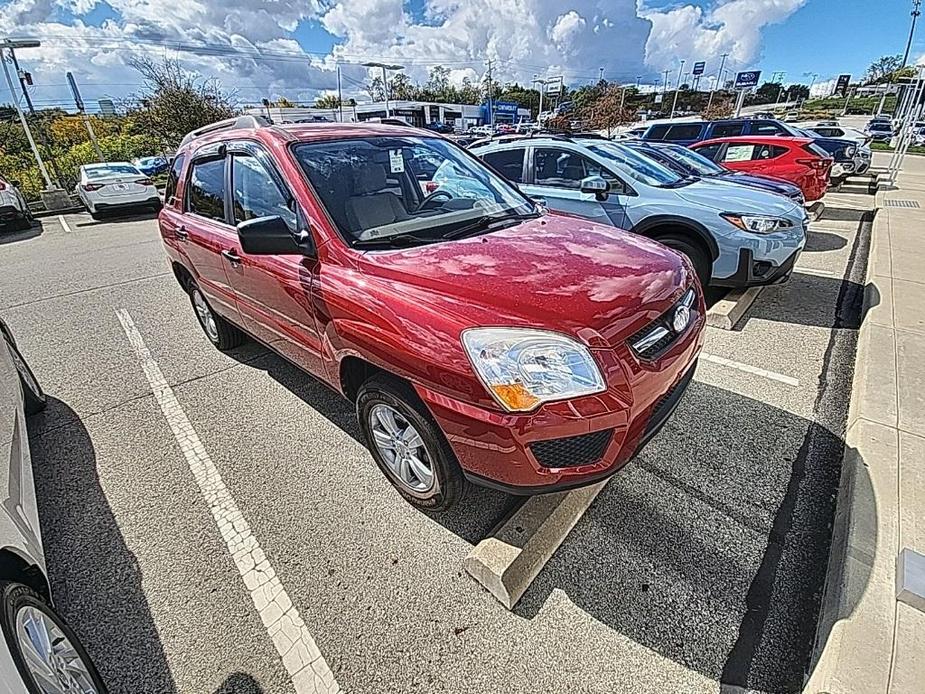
top-left (690, 136), bottom-right (833, 203)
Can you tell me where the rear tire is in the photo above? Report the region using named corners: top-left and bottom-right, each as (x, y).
top-left (3, 333), bottom-right (46, 415)
top-left (357, 374), bottom-right (467, 512)
top-left (652, 233), bottom-right (711, 288)
top-left (187, 280), bottom-right (244, 351)
top-left (0, 581), bottom-right (107, 694)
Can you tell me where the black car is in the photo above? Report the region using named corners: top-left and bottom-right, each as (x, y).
top-left (424, 121), bottom-right (454, 134)
top-left (622, 140), bottom-right (805, 204)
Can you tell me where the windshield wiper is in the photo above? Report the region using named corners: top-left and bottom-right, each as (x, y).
top-left (352, 233), bottom-right (438, 248)
top-left (443, 211), bottom-right (541, 240)
top-left (660, 175), bottom-right (700, 188)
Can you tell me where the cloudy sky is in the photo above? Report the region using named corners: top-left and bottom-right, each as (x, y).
top-left (0, 0), bottom-right (919, 111)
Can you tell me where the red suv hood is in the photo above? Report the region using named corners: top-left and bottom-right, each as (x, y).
top-left (356, 214), bottom-right (692, 348)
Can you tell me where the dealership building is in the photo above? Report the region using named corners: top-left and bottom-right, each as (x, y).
top-left (245, 100), bottom-right (530, 130)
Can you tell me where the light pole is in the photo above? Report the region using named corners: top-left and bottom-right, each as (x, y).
top-left (806, 72), bottom-right (819, 103)
top-left (706, 52), bottom-right (729, 112)
top-left (0, 39), bottom-right (52, 188)
top-left (670, 59), bottom-right (686, 119)
top-left (363, 62), bottom-right (404, 118)
top-left (903, 0), bottom-right (923, 68)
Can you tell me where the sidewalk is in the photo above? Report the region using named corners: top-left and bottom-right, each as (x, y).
top-left (805, 157), bottom-right (925, 693)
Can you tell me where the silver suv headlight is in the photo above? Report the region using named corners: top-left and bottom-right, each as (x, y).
top-left (462, 328), bottom-right (605, 412)
top-left (722, 213), bottom-right (794, 234)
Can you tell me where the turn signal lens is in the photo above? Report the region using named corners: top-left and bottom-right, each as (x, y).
top-left (489, 383), bottom-right (541, 411)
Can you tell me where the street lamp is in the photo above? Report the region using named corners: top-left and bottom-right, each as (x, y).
top-left (0, 38), bottom-right (53, 189)
top-left (363, 62), bottom-right (404, 118)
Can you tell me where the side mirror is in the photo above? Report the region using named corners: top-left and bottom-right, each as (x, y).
top-left (580, 175), bottom-right (610, 201)
top-left (237, 216), bottom-right (314, 256)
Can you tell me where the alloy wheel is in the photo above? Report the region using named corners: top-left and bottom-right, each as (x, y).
top-left (192, 289), bottom-right (219, 342)
top-left (15, 605), bottom-right (99, 693)
top-left (368, 404), bottom-right (437, 496)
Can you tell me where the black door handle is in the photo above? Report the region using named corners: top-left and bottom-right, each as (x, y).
top-left (221, 249), bottom-right (241, 265)
top-left (175, 225), bottom-right (189, 240)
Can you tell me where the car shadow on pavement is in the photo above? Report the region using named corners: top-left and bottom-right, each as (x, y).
top-left (515, 380), bottom-right (860, 693)
top-left (741, 272), bottom-right (873, 330)
top-left (27, 397), bottom-right (178, 693)
top-left (226, 346), bottom-right (521, 544)
top-left (213, 672), bottom-right (264, 693)
top-left (74, 210), bottom-right (160, 227)
top-left (804, 229), bottom-right (848, 253)
top-left (0, 223), bottom-right (42, 245)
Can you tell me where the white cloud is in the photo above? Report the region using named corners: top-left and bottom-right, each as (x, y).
top-left (639, 0), bottom-right (807, 74)
top-left (0, 0), bottom-right (803, 110)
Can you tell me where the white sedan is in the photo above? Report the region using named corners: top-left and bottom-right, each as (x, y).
top-left (76, 162), bottom-right (161, 219)
top-left (0, 318), bottom-right (105, 692)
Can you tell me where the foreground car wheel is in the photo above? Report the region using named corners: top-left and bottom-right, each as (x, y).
top-left (0, 581), bottom-right (107, 694)
top-left (357, 375), bottom-right (466, 511)
top-left (3, 332), bottom-right (46, 415)
top-left (188, 281), bottom-right (243, 351)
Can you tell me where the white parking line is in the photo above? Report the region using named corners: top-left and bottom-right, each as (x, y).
top-left (115, 309), bottom-right (340, 694)
top-left (796, 266), bottom-right (836, 277)
top-left (700, 352), bottom-right (799, 387)
top-left (58, 215), bottom-right (73, 233)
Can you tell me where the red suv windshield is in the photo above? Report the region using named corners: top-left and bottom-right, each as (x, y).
top-left (292, 136), bottom-right (534, 247)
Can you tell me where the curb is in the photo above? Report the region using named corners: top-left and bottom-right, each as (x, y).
top-left (705, 287), bottom-right (761, 330)
top-left (464, 480), bottom-right (606, 609)
top-left (804, 207), bottom-right (893, 693)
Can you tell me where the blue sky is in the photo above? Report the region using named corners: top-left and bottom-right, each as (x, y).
top-left (0, 0), bottom-right (921, 109)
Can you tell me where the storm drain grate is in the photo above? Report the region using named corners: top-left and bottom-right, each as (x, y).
top-left (885, 199), bottom-right (920, 208)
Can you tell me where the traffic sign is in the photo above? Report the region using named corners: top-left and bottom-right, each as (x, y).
top-left (734, 70), bottom-right (761, 89)
top-left (692, 61), bottom-right (706, 76)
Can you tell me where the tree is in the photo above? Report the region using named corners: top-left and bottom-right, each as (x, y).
top-left (580, 85), bottom-right (635, 136)
top-left (314, 94), bottom-right (342, 109)
top-left (865, 55), bottom-right (903, 84)
top-left (275, 97), bottom-right (296, 108)
top-left (127, 56), bottom-right (237, 148)
top-left (366, 76), bottom-right (385, 102)
top-left (389, 72), bottom-right (418, 101)
top-left (753, 81), bottom-right (783, 104)
top-left (788, 84), bottom-right (810, 101)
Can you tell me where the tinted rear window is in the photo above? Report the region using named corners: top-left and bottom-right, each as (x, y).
top-left (710, 122), bottom-right (746, 138)
top-left (664, 124), bottom-right (704, 141)
top-left (481, 149), bottom-right (525, 183)
top-left (645, 124), bottom-right (671, 139)
top-left (186, 158), bottom-right (226, 222)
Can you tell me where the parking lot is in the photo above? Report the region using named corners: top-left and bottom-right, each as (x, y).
top-left (0, 176), bottom-right (875, 693)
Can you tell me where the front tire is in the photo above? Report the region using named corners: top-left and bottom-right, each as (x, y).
top-left (0, 581), bottom-right (107, 694)
top-left (653, 233), bottom-right (711, 288)
top-left (357, 374), bottom-right (466, 512)
top-left (187, 280), bottom-right (243, 350)
top-left (3, 333), bottom-right (46, 415)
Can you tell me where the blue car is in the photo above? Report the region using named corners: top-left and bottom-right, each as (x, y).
top-left (473, 135), bottom-right (807, 288)
top-left (621, 140), bottom-right (804, 205)
top-left (133, 156), bottom-right (168, 176)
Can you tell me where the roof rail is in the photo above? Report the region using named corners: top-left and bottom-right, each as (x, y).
top-left (180, 114), bottom-right (271, 147)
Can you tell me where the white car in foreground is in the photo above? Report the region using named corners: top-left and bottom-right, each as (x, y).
top-left (0, 318), bottom-right (106, 692)
top-left (76, 162), bottom-right (161, 219)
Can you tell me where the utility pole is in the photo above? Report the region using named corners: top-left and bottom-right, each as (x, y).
top-left (362, 62), bottom-right (404, 119)
top-left (336, 65), bottom-right (344, 123)
top-left (487, 59), bottom-right (494, 127)
top-left (670, 59), bottom-right (686, 119)
top-left (807, 72), bottom-right (819, 103)
top-left (636, 75), bottom-right (641, 89)
top-left (902, 0), bottom-right (923, 67)
top-left (66, 72), bottom-right (103, 162)
top-left (0, 45), bottom-right (52, 188)
top-left (706, 53), bottom-right (728, 112)
top-left (662, 69), bottom-right (670, 93)
top-left (619, 85), bottom-right (627, 110)
top-left (598, 67), bottom-right (604, 82)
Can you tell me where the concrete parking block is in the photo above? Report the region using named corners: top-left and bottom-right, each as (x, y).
top-left (465, 480), bottom-right (607, 609)
top-left (705, 286), bottom-right (761, 330)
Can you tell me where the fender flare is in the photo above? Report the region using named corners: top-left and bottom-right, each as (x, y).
top-left (631, 215), bottom-right (720, 261)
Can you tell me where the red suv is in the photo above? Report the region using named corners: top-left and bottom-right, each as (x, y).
top-left (690, 136), bottom-right (833, 203)
top-left (158, 117), bottom-right (705, 510)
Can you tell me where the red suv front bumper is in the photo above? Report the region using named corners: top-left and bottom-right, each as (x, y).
top-left (414, 300), bottom-right (705, 493)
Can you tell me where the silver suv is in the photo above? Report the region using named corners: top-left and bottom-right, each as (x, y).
top-left (472, 135), bottom-right (807, 288)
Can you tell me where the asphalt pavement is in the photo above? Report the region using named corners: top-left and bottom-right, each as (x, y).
top-left (0, 179), bottom-right (875, 693)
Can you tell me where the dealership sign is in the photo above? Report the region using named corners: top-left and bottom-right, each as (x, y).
top-left (692, 61), bottom-right (706, 76)
top-left (734, 70), bottom-right (761, 89)
top-left (835, 74), bottom-right (851, 97)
